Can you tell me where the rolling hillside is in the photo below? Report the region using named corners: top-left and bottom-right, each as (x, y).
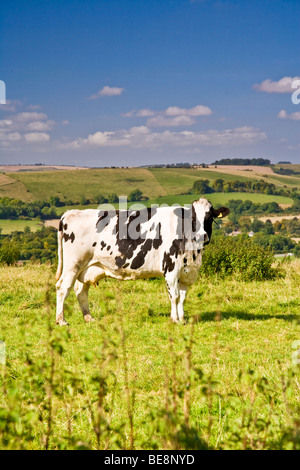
top-left (1, 164), bottom-right (299, 203)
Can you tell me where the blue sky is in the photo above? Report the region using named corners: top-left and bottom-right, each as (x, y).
top-left (0, 0), bottom-right (299, 166)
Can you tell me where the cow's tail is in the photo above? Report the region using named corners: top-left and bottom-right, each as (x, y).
top-left (55, 220), bottom-right (63, 281)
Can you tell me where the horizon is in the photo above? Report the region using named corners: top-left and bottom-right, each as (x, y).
top-left (0, 0), bottom-right (299, 166)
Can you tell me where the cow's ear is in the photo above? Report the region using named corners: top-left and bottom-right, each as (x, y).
top-left (212, 207), bottom-right (230, 218)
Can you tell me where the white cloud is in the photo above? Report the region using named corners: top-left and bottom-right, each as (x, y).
top-left (89, 86), bottom-right (124, 100)
top-left (61, 125), bottom-right (266, 150)
top-left (26, 120), bottom-right (55, 131)
top-left (14, 112), bottom-right (48, 122)
top-left (147, 115), bottom-right (196, 127)
top-left (136, 109), bottom-right (156, 117)
top-left (253, 76), bottom-right (300, 93)
top-left (278, 109), bottom-right (300, 121)
top-left (24, 132), bottom-right (50, 143)
top-left (124, 104), bottom-right (212, 127)
top-left (164, 105), bottom-right (212, 117)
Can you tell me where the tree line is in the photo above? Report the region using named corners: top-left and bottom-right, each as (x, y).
top-left (192, 178), bottom-right (289, 196)
top-left (211, 158), bottom-right (271, 166)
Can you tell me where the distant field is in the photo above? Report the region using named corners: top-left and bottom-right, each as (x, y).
top-left (148, 192), bottom-right (293, 207)
top-left (9, 168), bottom-right (167, 201)
top-left (52, 192), bottom-right (293, 215)
top-left (204, 165), bottom-right (300, 189)
top-left (0, 219), bottom-right (42, 234)
top-left (2, 165), bottom-right (299, 203)
top-left (149, 167), bottom-right (254, 195)
top-left (0, 165), bottom-right (88, 172)
top-left (0, 173), bottom-right (33, 202)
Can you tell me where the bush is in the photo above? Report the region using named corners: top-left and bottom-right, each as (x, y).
top-left (0, 241), bottom-right (20, 265)
top-left (200, 235), bottom-right (278, 281)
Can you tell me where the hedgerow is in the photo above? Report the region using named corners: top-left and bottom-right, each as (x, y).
top-left (200, 235), bottom-right (278, 281)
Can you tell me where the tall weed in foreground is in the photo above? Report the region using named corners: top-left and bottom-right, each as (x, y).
top-left (0, 264), bottom-right (299, 449)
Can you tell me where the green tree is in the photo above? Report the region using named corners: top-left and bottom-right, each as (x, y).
top-left (212, 179), bottom-right (224, 192)
top-left (128, 189), bottom-right (143, 202)
top-left (0, 241), bottom-right (20, 265)
top-left (192, 179), bottom-right (212, 194)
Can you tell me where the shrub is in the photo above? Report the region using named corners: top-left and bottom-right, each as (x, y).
top-left (0, 241), bottom-right (20, 265)
top-left (128, 188), bottom-right (143, 202)
top-left (200, 235), bottom-right (278, 281)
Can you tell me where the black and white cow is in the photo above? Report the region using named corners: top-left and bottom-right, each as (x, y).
top-left (55, 198), bottom-right (229, 325)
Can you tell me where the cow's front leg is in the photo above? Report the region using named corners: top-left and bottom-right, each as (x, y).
top-left (177, 284), bottom-right (188, 323)
top-left (74, 280), bottom-right (95, 323)
top-left (165, 275), bottom-right (180, 323)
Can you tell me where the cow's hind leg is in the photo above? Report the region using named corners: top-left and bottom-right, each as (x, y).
top-left (56, 272), bottom-right (77, 326)
top-left (74, 280), bottom-right (95, 323)
top-left (165, 275), bottom-right (180, 323)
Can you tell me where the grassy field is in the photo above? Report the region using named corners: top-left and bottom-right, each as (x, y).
top-left (4, 165), bottom-right (299, 203)
top-left (0, 262), bottom-right (299, 449)
top-left (0, 219), bottom-right (42, 234)
top-left (0, 174), bottom-right (33, 202)
top-left (9, 168), bottom-right (168, 201)
top-left (148, 192), bottom-right (293, 208)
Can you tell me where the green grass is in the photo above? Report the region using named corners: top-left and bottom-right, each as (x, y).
top-left (149, 167), bottom-right (255, 194)
top-left (9, 168), bottom-right (167, 201)
top-left (2, 166), bottom-right (299, 204)
top-left (56, 193), bottom-right (293, 217)
top-left (0, 219), bottom-right (43, 234)
top-left (147, 192), bottom-right (293, 207)
top-left (0, 262), bottom-right (299, 449)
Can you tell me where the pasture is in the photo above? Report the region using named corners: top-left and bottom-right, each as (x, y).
top-left (0, 261), bottom-right (299, 449)
top-left (0, 219), bottom-right (42, 235)
top-left (52, 193), bottom-right (293, 219)
top-left (3, 165), bottom-right (299, 203)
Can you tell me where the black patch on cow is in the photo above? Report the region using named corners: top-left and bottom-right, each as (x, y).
top-left (113, 208), bottom-right (160, 268)
top-left (192, 204), bottom-right (201, 234)
top-left (63, 223), bottom-right (68, 230)
top-left (100, 241), bottom-right (106, 249)
top-left (107, 245), bottom-right (111, 251)
top-left (115, 256), bottom-right (127, 268)
top-left (153, 223), bottom-right (162, 249)
top-left (59, 219), bottom-right (63, 232)
top-left (162, 236), bottom-right (186, 275)
top-left (96, 210), bottom-right (116, 233)
top-left (63, 232), bottom-right (75, 243)
top-left (130, 239), bottom-right (153, 270)
top-left (92, 242), bottom-right (97, 247)
top-left (203, 209), bottom-right (214, 245)
top-left (162, 251), bottom-right (175, 275)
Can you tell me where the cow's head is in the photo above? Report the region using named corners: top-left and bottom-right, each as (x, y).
top-left (192, 198), bottom-right (230, 246)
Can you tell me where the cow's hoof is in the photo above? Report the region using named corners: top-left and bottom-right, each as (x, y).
top-left (56, 320), bottom-right (69, 326)
top-left (56, 315), bottom-right (69, 326)
top-left (84, 314), bottom-right (96, 323)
